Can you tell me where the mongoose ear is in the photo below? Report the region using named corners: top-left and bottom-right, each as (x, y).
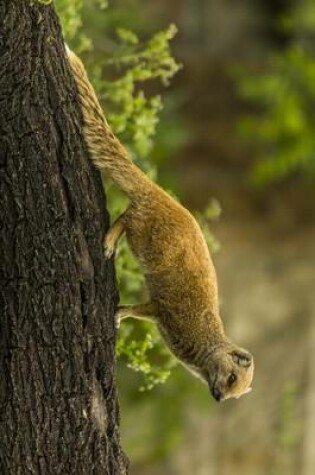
top-left (231, 350), bottom-right (253, 368)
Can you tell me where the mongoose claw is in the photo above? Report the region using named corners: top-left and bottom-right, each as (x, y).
top-left (114, 309), bottom-right (122, 329)
top-left (115, 306), bottom-right (123, 330)
top-left (103, 234), bottom-right (116, 259)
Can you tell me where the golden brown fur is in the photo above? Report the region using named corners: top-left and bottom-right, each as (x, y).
top-left (67, 47), bottom-right (254, 402)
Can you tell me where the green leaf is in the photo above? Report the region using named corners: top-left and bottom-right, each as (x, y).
top-left (117, 27), bottom-right (139, 45)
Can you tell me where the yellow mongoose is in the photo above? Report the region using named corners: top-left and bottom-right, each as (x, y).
top-left (67, 48), bottom-right (254, 402)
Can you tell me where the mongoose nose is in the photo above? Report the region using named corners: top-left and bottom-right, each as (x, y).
top-left (212, 388), bottom-right (223, 402)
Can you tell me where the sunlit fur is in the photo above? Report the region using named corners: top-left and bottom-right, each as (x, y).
top-left (67, 48), bottom-right (254, 402)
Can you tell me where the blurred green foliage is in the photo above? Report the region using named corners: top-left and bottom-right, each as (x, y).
top-left (116, 325), bottom-right (177, 392)
top-left (273, 383), bottom-right (300, 475)
top-left (238, 1), bottom-right (315, 186)
top-left (277, 383), bottom-right (300, 449)
top-left (93, 23), bottom-right (180, 160)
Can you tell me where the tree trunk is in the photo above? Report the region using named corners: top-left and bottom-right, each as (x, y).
top-left (0, 1), bottom-right (128, 473)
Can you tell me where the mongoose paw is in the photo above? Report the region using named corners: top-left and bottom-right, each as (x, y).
top-left (114, 312), bottom-right (120, 330)
top-left (114, 306), bottom-right (130, 329)
top-left (103, 234), bottom-right (116, 259)
top-left (114, 308), bottom-right (123, 329)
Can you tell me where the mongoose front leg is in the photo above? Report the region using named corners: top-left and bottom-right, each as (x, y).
top-left (116, 303), bottom-right (157, 327)
top-left (103, 212), bottom-right (126, 258)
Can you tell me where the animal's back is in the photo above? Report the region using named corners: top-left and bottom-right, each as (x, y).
top-left (124, 186), bottom-right (220, 320)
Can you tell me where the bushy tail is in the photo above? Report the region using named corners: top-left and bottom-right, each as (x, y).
top-left (67, 47), bottom-right (151, 199)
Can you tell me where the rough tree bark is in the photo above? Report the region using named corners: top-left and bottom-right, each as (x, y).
top-left (0, 1), bottom-right (128, 473)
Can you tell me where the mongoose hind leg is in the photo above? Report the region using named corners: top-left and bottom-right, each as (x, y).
top-left (104, 212), bottom-right (126, 258)
top-left (115, 303), bottom-right (157, 328)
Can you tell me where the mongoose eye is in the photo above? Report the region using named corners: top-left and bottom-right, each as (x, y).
top-left (227, 373), bottom-right (237, 387)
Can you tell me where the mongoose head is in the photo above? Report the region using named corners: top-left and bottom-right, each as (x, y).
top-left (204, 344), bottom-right (254, 402)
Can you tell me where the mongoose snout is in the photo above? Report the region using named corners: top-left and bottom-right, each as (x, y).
top-left (212, 387), bottom-right (223, 403)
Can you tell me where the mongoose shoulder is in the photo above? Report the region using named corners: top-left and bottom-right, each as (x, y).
top-left (67, 48), bottom-right (254, 402)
